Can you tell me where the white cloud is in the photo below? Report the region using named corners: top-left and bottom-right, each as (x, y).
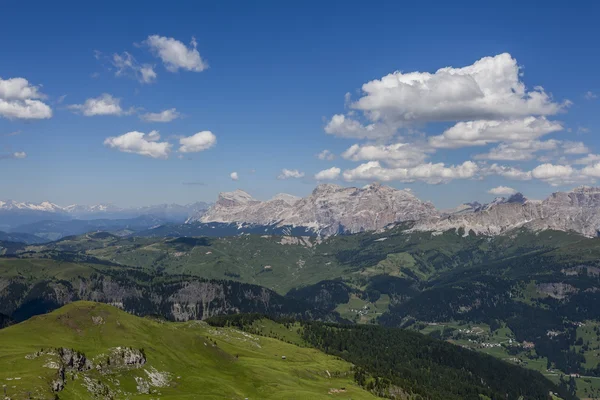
top-left (178, 131), bottom-right (216, 153)
top-left (145, 35), bottom-right (208, 72)
top-left (0, 77), bottom-right (52, 120)
top-left (342, 142), bottom-right (428, 168)
top-left (315, 167), bottom-right (341, 180)
top-left (429, 117), bottom-right (562, 149)
top-left (140, 108), bottom-right (181, 122)
top-left (485, 164), bottom-right (532, 180)
top-left (343, 161), bottom-right (478, 184)
top-left (582, 163), bottom-right (600, 178)
top-left (0, 151), bottom-right (27, 160)
top-left (474, 140), bottom-right (559, 161)
top-left (277, 169), bottom-right (305, 180)
top-left (112, 52), bottom-right (157, 84)
top-left (69, 94), bottom-right (131, 116)
top-left (531, 163), bottom-right (576, 185)
top-left (578, 127), bottom-right (590, 134)
top-left (351, 53), bottom-right (566, 127)
top-left (316, 149), bottom-right (335, 161)
top-left (575, 154), bottom-right (600, 165)
top-left (104, 130), bottom-right (171, 159)
top-left (562, 141), bottom-right (589, 154)
top-left (324, 114), bottom-right (394, 139)
top-left (486, 162), bottom-right (590, 186)
top-left (230, 172), bottom-right (239, 181)
top-left (488, 186), bottom-right (516, 195)
top-left (585, 91), bottom-right (598, 100)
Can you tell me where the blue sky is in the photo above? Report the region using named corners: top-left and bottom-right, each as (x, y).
top-left (1, 0), bottom-right (599, 208)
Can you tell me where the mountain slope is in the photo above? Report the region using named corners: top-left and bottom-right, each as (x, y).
top-left (414, 186), bottom-right (600, 237)
top-left (0, 302), bottom-right (376, 399)
top-left (194, 183), bottom-right (438, 235)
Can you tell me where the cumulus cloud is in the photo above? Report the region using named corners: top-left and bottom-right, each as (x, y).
top-left (475, 140), bottom-right (559, 161)
top-left (0, 77), bottom-right (52, 120)
top-left (429, 117), bottom-right (562, 149)
top-left (315, 167), bottom-right (341, 180)
top-left (343, 161), bottom-right (478, 184)
top-left (531, 163), bottom-right (577, 185)
top-left (69, 94), bottom-right (131, 116)
top-left (145, 35), bottom-right (208, 72)
top-left (342, 142), bottom-right (429, 168)
top-left (349, 53), bottom-right (566, 128)
top-left (277, 169), bottom-right (305, 180)
top-left (581, 163), bottom-right (600, 178)
top-left (104, 130), bottom-right (171, 159)
top-left (316, 149), bottom-right (335, 160)
top-left (324, 114), bottom-right (394, 139)
top-left (486, 162), bottom-right (591, 186)
top-left (484, 164), bottom-right (532, 181)
top-left (112, 52), bottom-right (157, 84)
top-left (0, 151), bottom-right (27, 160)
top-left (562, 141), bottom-right (589, 154)
top-left (230, 172), bottom-right (239, 181)
top-left (140, 108), bottom-right (181, 122)
top-left (575, 154), bottom-right (600, 165)
top-left (585, 91), bottom-right (598, 100)
top-left (178, 131), bottom-right (216, 153)
top-left (488, 186), bottom-right (517, 195)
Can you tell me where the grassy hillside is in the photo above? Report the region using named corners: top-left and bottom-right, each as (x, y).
top-left (9, 227), bottom-right (600, 397)
top-left (0, 302), bottom-right (376, 399)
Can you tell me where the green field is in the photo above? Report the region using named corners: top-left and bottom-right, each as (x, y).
top-left (0, 302), bottom-right (377, 399)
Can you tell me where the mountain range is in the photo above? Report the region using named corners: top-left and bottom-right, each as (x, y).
top-left (7, 184), bottom-right (600, 240)
top-left (0, 200), bottom-right (211, 231)
top-left (190, 183), bottom-right (600, 238)
top-left (191, 183), bottom-right (437, 236)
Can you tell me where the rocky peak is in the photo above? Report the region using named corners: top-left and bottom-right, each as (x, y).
top-left (311, 183), bottom-right (344, 196)
top-left (216, 190), bottom-right (256, 207)
top-left (193, 183), bottom-right (439, 235)
top-left (506, 193), bottom-right (527, 204)
top-left (270, 193), bottom-right (301, 205)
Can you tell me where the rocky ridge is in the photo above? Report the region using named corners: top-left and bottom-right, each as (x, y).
top-left (192, 183), bottom-right (439, 236)
top-left (414, 186), bottom-right (600, 237)
top-left (191, 184), bottom-right (600, 238)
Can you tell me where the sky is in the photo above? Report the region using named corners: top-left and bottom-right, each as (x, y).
top-left (1, 0), bottom-right (599, 208)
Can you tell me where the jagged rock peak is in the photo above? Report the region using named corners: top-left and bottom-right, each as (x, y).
top-left (570, 186), bottom-right (600, 194)
top-left (194, 182), bottom-right (439, 235)
top-left (270, 193), bottom-right (301, 205)
top-left (216, 189), bottom-right (256, 205)
top-left (506, 193), bottom-right (527, 204)
top-left (311, 183), bottom-right (344, 195)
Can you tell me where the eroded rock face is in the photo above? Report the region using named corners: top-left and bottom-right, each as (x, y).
top-left (58, 347), bottom-right (92, 371)
top-left (110, 347), bottom-right (147, 368)
top-left (192, 183), bottom-right (438, 235)
top-left (1, 274), bottom-right (331, 325)
top-left (414, 187), bottom-right (600, 237)
top-left (194, 184), bottom-right (600, 237)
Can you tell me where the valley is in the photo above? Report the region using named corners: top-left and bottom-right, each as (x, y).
top-left (4, 184), bottom-right (600, 398)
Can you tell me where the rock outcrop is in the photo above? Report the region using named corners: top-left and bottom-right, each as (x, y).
top-left (414, 187), bottom-right (600, 237)
top-left (191, 183), bottom-right (438, 236)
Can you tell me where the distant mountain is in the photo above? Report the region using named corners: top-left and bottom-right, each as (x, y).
top-left (0, 200), bottom-right (211, 231)
top-left (12, 215), bottom-right (170, 241)
top-left (191, 184), bottom-right (600, 238)
top-left (134, 221), bottom-right (319, 238)
top-left (190, 183), bottom-right (438, 235)
top-left (413, 186), bottom-right (600, 237)
top-left (0, 231), bottom-right (47, 244)
top-left (63, 202), bottom-right (211, 220)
